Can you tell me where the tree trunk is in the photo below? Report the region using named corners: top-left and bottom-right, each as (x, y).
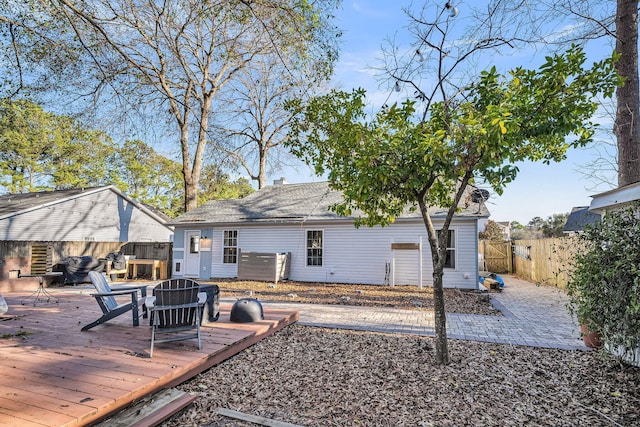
top-left (180, 120), bottom-right (199, 212)
top-left (432, 269), bottom-right (450, 365)
top-left (258, 148), bottom-right (267, 189)
top-left (615, 0), bottom-right (640, 186)
top-left (417, 196), bottom-right (450, 365)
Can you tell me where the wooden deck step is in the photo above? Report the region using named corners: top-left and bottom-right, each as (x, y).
top-left (94, 388), bottom-right (196, 427)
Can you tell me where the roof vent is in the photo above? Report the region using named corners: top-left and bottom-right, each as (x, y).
top-left (471, 189), bottom-right (490, 203)
top-left (273, 177), bottom-right (288, 185)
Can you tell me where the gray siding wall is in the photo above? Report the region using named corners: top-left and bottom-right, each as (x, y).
top-left (0, 189), bottom-right (172, 242)
top-left (175, 219), bottom-right (479, 289)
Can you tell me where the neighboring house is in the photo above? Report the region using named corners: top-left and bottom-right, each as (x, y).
top-left (589, 181), bottom-right (640, 215)
top-left (168, 180), bottom-right (490, 289)
top-left (0, 186), bottom-right (173, 291)
top-left (496, 221), bottom-right (511, 241)
top-left (563, 206), bottom-right (601, 235)
top-left (0, 186), bottom-right (172, 242)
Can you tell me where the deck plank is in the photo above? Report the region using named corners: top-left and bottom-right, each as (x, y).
top-left (0, 289), bottom-right (298, 427)
top-left (0, 396), bottom-right (79, 426)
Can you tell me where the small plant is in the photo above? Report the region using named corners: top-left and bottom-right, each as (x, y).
top-left (567, 202), bottom-right (640, 363)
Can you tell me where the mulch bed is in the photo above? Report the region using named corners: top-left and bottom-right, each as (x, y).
top-left (167, 325), bottom-right (640, 426)
top-left (156, 280), bottom-right (640, 426)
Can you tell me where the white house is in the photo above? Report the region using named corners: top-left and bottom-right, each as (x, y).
top-left (589, 181), bottom-right (640, 214)
top-left (0, 186), bottom-right (172, 242)
top-left (168, 181), bottom-right (490, 289)
top-left (0, 186), bottom-right (173, 291)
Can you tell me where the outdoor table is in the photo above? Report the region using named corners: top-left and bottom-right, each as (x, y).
top-left (128, 259), bottom-right (168, 281)
top-left (19, 272), bottom-right (64, 306)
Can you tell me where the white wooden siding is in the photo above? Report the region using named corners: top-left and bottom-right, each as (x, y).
top-left (392, 248), bottom-right (421, 285)
top-left (200, 219), bottom-right (479, 289)
top-left (0, 190), bottom-right (172, 242)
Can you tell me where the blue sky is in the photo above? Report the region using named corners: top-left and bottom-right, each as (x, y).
top-left (278, 1), bottom-right (618, 225)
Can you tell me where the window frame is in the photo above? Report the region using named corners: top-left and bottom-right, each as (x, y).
top-left (306, 229), bottom-right (323, 267)
top-left (223, 230), bottom-right (238, 264)
top-left (438, 229), bottom-right (456, 269)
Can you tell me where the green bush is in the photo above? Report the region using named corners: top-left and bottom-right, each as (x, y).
top-left (567, 202), bottom-right (640, 362)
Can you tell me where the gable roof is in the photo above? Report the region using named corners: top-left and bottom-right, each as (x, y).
top-left (0, 186), bottom-right (169, 225)
top-left (169, 181), bottom-right (490, 226)
top-left (563, 206), bottom-right (601, 232)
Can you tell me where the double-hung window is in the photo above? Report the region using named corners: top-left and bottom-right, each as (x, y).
top-left (223, 230), bottom-right (238, 264)
top-left (438, 229), bottom-right (456, 269)
top-left (306, 230), bottom-right (323, 266)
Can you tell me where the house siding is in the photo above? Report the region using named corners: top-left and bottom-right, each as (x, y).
top-left (175, 219), bottom-right (479, 289)
top-left (0, 190), bottom-right (172, 242)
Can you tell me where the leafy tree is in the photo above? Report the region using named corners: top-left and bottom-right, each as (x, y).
top-left (479, 220), bottom-right (506, 241)
top-left (514, 1), bottom-right (638, 186)
top-left (0, 98), bottom-right (116, 192)
top-left (510, 221), bottom-right (530, 240)
top-left (510, 221), bottom-right (524, 230)
top-left (287, 47), bottom-right (620, 365)
top-left (528, 217), bottom-right (545, 228)
top-left (47, 116), bottom-right (117, 190)
top-left (198, 164), bottom-right (254, 205)
top-left (0, 98), bottom-right (53, 192)
top-left (2, 0), bottom-right (341, 211)
top-left (541, 213), bottom-right (569, 238)
top-left (524, 216), bottom-right (546, 239)
top-left (113, 140), bottom-right (184, 218)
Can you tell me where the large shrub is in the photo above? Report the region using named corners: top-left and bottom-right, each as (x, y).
top-left (567, 203), bottom-right (640, 363)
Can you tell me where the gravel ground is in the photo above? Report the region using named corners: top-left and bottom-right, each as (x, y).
top-left (209, 279), bottom-right (499, 315)
top-left (161, 281), bottom-right (640, 426)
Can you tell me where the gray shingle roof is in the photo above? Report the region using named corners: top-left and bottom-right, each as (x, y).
top-left (0, 187), bottom-right (99, 218)
top-left (0, 186), bottom-right (170, 224)
top-left (169, 181), bottom-right (490, 225)
top-left (563, 206), bottom-right (601, 232)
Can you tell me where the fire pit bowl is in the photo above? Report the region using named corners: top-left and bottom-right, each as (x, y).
top-left (230, 298), bottom-right (264, 323)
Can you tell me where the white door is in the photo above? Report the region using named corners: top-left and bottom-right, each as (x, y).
top-left (391, 240), bottom-right (423, 287)
top-left (184, 230), bottom-right (201, 277)
top-left (393, 250), bottom-right (420, 285)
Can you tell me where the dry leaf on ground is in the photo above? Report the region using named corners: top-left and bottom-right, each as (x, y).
top-left (167, 326), bottom-right (640, 426)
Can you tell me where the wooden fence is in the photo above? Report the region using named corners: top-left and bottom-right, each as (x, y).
top-left (511, 237), bottom-right (582, 289)
top-left (0, 241), bottom-right (172, 291)
top-left (0, 241), bottom-right (171, 265)
top-left (479, 237), bottom-right (582, 289)
top-left (478, 241), bottom-right (512, 273)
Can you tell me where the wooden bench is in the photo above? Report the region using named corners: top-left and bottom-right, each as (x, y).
top-left (105, 257), bottom-right (131, 282)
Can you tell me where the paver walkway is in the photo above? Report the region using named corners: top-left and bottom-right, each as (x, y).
top-left (234, 275), bottom-right (587, 351)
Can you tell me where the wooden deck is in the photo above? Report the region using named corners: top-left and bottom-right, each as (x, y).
top-left (0, 288), bottom-right (299, 426)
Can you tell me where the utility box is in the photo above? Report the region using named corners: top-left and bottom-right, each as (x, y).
top-left (237, 250), bottom-right (291, 283)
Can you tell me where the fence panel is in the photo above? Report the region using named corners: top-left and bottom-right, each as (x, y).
top-left (1, 241), bottom-right (173, 284)
top-left (479, 241), bottom-right (512, 273)
top-left (512, 237), bottom-right (580, 289)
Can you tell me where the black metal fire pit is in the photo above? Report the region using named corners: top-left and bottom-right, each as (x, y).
top-left (230, 298), bottom-right (264, 323)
